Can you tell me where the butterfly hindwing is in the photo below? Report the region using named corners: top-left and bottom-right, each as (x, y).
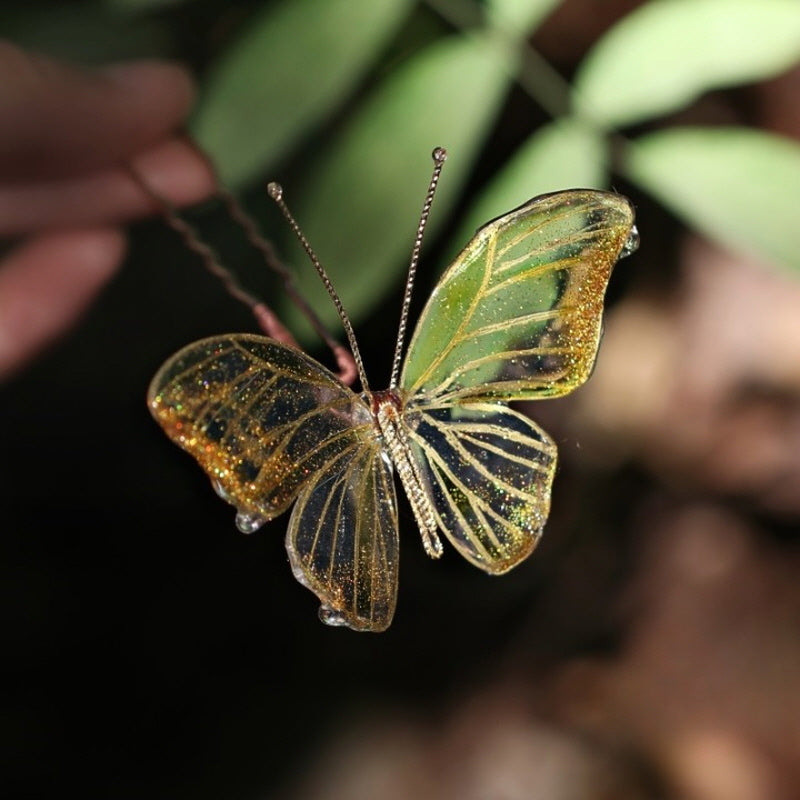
top-left (401, 190), bottom-right (636, 403)
top-left (404, 400), bottom-right (557, 573)
top-left (148, 334), bottom-right (373, 522)
top-left (286, 438), bottom-right (398, 632)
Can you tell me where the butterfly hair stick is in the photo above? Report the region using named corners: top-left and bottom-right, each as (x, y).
top-left (148, 145), bottom-right (638, 631)
top-left (127, 149), bottom-right (358, 386)
top-left (178, 137), bottom-right (359, 385)
top-left (210, 184), bottom-right (358, 387)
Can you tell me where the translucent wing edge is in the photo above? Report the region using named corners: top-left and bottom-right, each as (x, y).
top-left (286, 438), bottom-right (399, 633)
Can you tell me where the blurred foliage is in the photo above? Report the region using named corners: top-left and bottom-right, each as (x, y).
top-left (2, 0), bottom-right (799, 337)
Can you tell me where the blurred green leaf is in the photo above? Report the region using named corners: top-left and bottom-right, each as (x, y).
top-left (451, 116), bottom-right (607, 255)
top-left (0, 2), bottom-right (170, 63)
top-left (627, 126), bottom-right (800, 271)
top-left (282, 33), bottom-right (515, 342)
top-left (573, 0), bottom-right (800, 128)
top-left (105, 0), bottom-right (189, 12)
top-left (191, 0), bottom-right (414, 187)
top-left (486, 0), bottom-right (562, 34)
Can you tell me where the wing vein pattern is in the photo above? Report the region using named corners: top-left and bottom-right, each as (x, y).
top-left (405, 402), bottom-right (557, 574)
top-left (401, 190), bottom-right (636, 402)
top-left (287, 437), bottom-right (398, 632)
top-left (148, 334), bottom-right (375, 521)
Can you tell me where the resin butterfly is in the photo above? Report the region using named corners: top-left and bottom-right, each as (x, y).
top-left (148, 152), bottom-right (637, 632)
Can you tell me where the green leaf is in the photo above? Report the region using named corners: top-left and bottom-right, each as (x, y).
top-left (573, 0), bottom-right (800, 128)
top-left (0, 3), bottom-right (169, 63)
top-left (626, 126), bottom-right (800, 271)
top-left (486, 0), bottom-right (563, 34)
top-left (452, 117), bottom-right (607, 256)
top-left (191, 0), bottom-right (414, 187)
top-left (282, 33), bottom-right (515, 341)
top-left (105, 0), bottom-right (189, 12)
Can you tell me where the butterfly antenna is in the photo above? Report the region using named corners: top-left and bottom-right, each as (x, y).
top-left (389, 147), bottom-right (447, 389)
top-left (267, 182), bottom-right (371, 393)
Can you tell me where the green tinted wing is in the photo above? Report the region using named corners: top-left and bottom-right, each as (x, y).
top-left (148, 335), bottom-right (373, 527)
top-left (400, 190), bottom-right (636, 402)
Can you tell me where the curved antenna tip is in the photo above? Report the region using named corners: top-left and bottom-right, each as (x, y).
top-left (267, 182), bottom-right (283, 201)
top-left (432, 146), bottom-right (448, 164)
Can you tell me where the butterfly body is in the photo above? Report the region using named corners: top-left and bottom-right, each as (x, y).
top-left (371, 389), bottom-right (443, 559)
top-left (149, 189), bottom-right (637, 631)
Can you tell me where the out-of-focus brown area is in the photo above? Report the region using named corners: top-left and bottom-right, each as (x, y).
top-left (574, 236), bottom-right (800, 513)
top-left (287, 501), bottom-right (800, 800)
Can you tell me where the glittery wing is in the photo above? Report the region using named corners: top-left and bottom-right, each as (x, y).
top-left (404, 399), bottom-right (557, 573)
top-left (286, 438), bottom-right (398, 632)
top-left (147, 334), bottom-right (374, 529)
top-left (400, 190), bottom-right (637, 403)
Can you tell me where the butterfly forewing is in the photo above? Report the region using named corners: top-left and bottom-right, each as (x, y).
top-left (148, 335), bottom-right (373, 522)
top-left (400, 190), bottom-right (636, 403)
top-left (404, 400), bottom-right (557, 573)
top-left (287, 439), bottom-right (398, 632)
